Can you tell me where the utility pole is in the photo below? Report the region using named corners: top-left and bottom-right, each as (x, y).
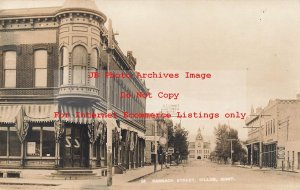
top-left (227, 139), bottom-right (237, 165)
top-left (106, 18), bottom-right (118, 187)
top-left (154, 119), bottom-right (157, 172)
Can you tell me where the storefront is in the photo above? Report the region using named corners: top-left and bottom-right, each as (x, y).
top-left (0, 104), bottom-right (145, 170)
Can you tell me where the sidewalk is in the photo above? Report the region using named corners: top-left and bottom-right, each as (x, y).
top-left (0, 166), bottom-right (158, 189)
top-left (113, 165), bottom-right (158, 185)
top-left (234, 164), bottom-right (300, 173)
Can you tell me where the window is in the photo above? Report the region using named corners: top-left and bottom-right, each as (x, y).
top-left (34, 50), bottom-right (47, 87)
top-left (26, 127), bottom-right (41, 157)
top-left (273, 119), bottom-right (275, 133)
top-left (42, 127), bottom-right (55, 157)
top-left (9, 127), bottom-right (21, 156)
top-left (0, 127), bottom-right (21, 157)
top-left (90, 49), bottom-right (98, 86)
top-left (60, 47), bottom-right (69, 85)
top-left (72, 46), bottom-right (87, 85)
top-left (0, 127), bottom-right (7, 156)
top-left (26, 126), bottom-right (55, 157)
top-left (4, 51), bottom-right (17, 88)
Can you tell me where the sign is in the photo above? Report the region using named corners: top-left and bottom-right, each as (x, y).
top-left (168, 147), bottom-right (174, 154)
top-left (277, 147), bottom-right (285, 159)
top-left (27, 142), bottom-right (36, 155)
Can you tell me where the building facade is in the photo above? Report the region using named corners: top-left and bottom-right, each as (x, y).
top-left (188, 128), bottom-right (210, 160)
top-left (0, 0), bottom-right (147, 171)
top-left (145, 119), bottom-right (168, 165)
top-left (245, 95), bottom-right (300, 170)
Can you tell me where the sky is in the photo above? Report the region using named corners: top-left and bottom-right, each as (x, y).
top-left (1, 0), bottom-right (300, 142)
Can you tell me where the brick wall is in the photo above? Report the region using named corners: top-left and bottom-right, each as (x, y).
top-left (0, 43), bottom-right (58, 88)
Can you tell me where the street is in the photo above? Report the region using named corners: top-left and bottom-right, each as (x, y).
top-left (115, 160), bottom-right (300, 190)
top-left (1, 160), bottom-right (300, 190)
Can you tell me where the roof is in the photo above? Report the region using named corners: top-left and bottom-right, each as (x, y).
top-left (0, 7), bottom-right (60, 18)
top-left (0, 0), bottom-right (106, 20)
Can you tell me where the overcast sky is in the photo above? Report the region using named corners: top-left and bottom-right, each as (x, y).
top-left (1, 0), bottom-right (300, 141)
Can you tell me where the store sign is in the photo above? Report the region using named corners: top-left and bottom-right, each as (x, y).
top-left (168, 147), bottom-right (174, 154)
top-left (277, 147), bottom-right (285, 159)
top-left (27, 142), bottom-right (36, 155)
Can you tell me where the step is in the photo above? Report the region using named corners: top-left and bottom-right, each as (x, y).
top-left (56, 170), bottom-right (93, 174)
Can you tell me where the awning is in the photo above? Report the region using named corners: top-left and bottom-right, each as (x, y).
top-left (24, 104), bottom-right (58, 123)
top-left (0, 105), bottom-right (22, 124)
top-left (120, 121), bottom-right (145, 139)
top-left (60, 104), bottom-right (92, 124)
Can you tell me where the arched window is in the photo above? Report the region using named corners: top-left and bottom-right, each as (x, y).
top-left (72, 45), bottom-right (87, 85)
top-left (34, 50), bottom-right (47, 87)
top-left (90, 49), bottom-right (98, 86)
top-left (3, 51), bottom-right (17, 88)
top-left (60, 47), bottom-right (69, 85)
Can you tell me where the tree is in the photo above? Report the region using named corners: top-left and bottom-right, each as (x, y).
top-left (174, 126), bottom-right (189, 158)
top-left (165, 120), bottom-right (189, 161)
top-left (214, 124), bottom-right (246, 163)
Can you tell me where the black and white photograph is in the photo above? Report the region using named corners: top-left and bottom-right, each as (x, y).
top-left (0, 0), bottom-right (300, 189)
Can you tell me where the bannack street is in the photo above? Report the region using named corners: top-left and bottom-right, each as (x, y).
top-left (1, 160), bottom-right (299, 190)
top-left (116, 160), bottom-right (300, 190)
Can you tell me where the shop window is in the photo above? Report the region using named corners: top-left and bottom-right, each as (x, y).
top-left (4, 51), bottom-right (17, 88)
top-left (9, 127), bottom-right (21, 156)
top-left (42, 127), bottom-right (55, 157)
top-left (60, 47), bottom-right (69, 85)
top-left (72, 45), bottom-right (87, 85)
top-left (26, 127), bottom-right (41, 157)
top-left (0, 127), bottom-right (8, 156)
top-left (34, 50), bottom-right (47, 87)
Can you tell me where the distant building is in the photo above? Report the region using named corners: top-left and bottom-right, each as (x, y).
top-left (145, 119), bottom-right (168, 164)
top-left (245, 95), bottom-right (300, 170)
top-left (188, 128), bottom-right (210, 160)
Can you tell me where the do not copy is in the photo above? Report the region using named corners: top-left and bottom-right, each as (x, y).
top-left (121, 91), bottom-right (180, 100)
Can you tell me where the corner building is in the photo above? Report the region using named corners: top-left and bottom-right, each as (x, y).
top-left (246, 96), bottom-right (300, 170)
top-left (0, 0), bottom-right (147, 172)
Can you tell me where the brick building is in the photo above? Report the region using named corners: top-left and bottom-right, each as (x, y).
top-left (188, 128), bottom-right (210, 160)
top-left (245, 95), bottom-right (300, 170)
top-left (0, 0), bottom-right (147, 172)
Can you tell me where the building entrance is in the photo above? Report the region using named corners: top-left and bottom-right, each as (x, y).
top-left (62, 125), bottom-right (89, 168)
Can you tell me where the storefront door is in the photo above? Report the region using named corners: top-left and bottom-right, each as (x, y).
top-left (63, 125), bottom-right (89, 168)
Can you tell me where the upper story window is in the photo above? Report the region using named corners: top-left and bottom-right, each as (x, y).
top-left (90, 49), bottom-right (98, 87)
top-left (72, 45), bottom-right (87, 85)
top-left (4, 51), bottom-right (17, 88)
top-left (34, 50), bottom-right (47, 87)
top-left (60, 47), bottom-right (69, 85)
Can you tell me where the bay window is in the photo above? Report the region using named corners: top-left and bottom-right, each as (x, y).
top-left (72, 45), bottom-right (87, 85)
top-left (60, 47), bottom-right (69, 85)
top-left (90, 49), bottom-right (98, 86)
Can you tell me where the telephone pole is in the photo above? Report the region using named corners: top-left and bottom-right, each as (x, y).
top-left (106, 18), bottom-right (118, 187)
top-left (227, 139), bottom-right (237, 165)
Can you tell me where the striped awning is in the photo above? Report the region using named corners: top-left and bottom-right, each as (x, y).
top-left (60, 104), bottom-right (92, 124)
top-left (24, 104), bottom-right (58, 123)
top-left (120, 121), bottom-right (145, 139)
top-left (0, 105), bottom-right (22, 124)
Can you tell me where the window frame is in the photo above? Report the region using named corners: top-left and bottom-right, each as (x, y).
top-left (34, 50), bottom-right (48, 88)
top-left (3, 51), bottom-right (17, 88)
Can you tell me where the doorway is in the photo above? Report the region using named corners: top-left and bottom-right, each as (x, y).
top-left (62, 125), bottom-right (89, 168)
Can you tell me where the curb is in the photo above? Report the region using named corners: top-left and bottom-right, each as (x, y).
top-left (234, 165), bottom-right (299, 173)
top-left (0, 182), bottom-right (59, 186)
top-left (128, 167), bottom-right (168, 183)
